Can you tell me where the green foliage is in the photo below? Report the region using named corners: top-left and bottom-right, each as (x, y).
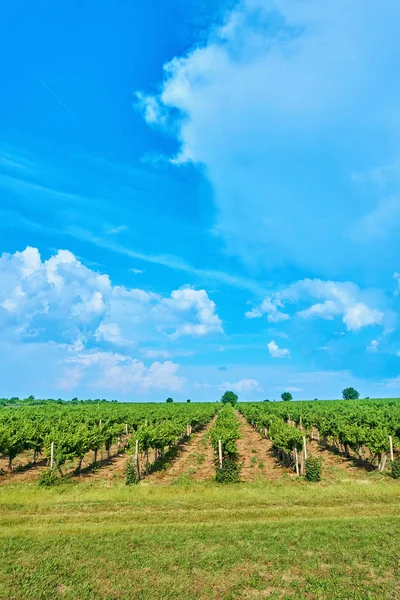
top-left (342, 387), bottom-right (360, 400)
top-left (215, 457), bottom-right (241, 483)
top-left (0, 402), bottom-right (218, 479)
top-left (39, 468), bottom-right (59, 487)
top-left (305, 456), bottom-right (323, 482)
top-left (211, 404), bottom-right (241, 481)
top-left (125, 458), bottom-right (139, 485)
top-left (166, 397), bottom-right (173, 403)
top-left (238, 398), bottom-right (400, 471)
top-left (281, 392), bottom-right (293, 402)
top-left (186, 399), bottom-right (191, 403)
top-left (220, 390), bottom-right (238, 406)
top-left (210, 404), bottom-right (240, 458)
top-left (391, 457), bottom-right (400, 479)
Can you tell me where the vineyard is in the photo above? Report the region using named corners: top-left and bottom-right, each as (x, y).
top-left (239, 397), bottom-right (400, 476)
top-left (1, 397), bottom-right (400, 599)
top-left (0, 402), bottom-right (218, 481)
top-left (1, 397), bottom-right (400, 484)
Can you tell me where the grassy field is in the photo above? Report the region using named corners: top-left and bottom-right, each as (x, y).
top-left (1, 478), bottom-right (400, 600)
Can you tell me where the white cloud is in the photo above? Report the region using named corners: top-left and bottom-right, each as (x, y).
top-left (245, 297), bottom-right (289, 322)
top-left (57, 366), bottom-right (83, 390)
top-left (131, 268), bottom-right (144, 275)
top-left (382, 375), bottom-right (400, 389)
top-left (137, 0), bottom-right (400, 271)
top-left (0, 247), bottom-right (223, 346)
top-left (284, 386), bottom-right (304, 393)
top-left (267, 340), bottom-right (290, 359)
top-left (108, 225), bottom-right (128, 235)
top-left (62, 350), bottom-right (184, 393)
top-left (0, 247), bottom-right (225, 395)
top-left (351, 196), bottom-right (400, 240)
top-left (220, 378), bottom-right (262, 394)
top-left (144, 349), bottom-right (173, 359)
top-left (367, 339), bottom-right (379, 353)
top-left (167, 287), bottom-right (223, 338)
top-left (251, 278), bottom-right (389, 332)
top-left (94, 322), bottom-right (124, 345)
top-left (297, 300), bottom-right (340, 320)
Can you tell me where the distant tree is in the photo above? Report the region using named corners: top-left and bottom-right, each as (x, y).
top-left (263, 399), bottom-right (270, 402)
top-left (342, 387), bottom-right (360, 400)
top-left (281, 392), bottom-right (293, 402)
top-left (220, 390), bottom-right (238, 406)
top-left (166, 397), bottom-right (173, 403)
top-left (186, 399), bottom-right (191, 403)
top-left (313, 398), bottom-right (318, 401)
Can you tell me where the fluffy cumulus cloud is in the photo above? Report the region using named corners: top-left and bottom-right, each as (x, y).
top-left (246, 297), bottom-right (289, 323)
top-left (59, 352), bottom-right (184, 393)
top-left (220, 378), bottom-right (262, 394)
top-left (267, 340), bottom-right (290, 358)
top-left (0, 247), bottom-right (223, 344)
top-left (0, 247), bottom-right (223, 393)
top-left (248, 278), bottom-right (392, 332)
top-left (137, 0), bottom-right (400, 276)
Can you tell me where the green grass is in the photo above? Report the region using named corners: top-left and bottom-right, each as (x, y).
top-left (1, 479), bottom-right (400, 599)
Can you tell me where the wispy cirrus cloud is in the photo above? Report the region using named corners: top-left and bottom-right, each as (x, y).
top-left (66, 226), bottom-right (266, 295)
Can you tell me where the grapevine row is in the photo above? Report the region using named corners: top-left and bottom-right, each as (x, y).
top-left (240, 398), bottom-right (400, 472)
top-left (0, 403), bottom-right (218, 475)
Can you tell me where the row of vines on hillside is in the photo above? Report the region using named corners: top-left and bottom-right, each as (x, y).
top-left (0, 403), bottom-right (218, 478)
top-left (240, 398), bottom-right (400, 473)
top-left (210, 404), bottom-right (241, 482)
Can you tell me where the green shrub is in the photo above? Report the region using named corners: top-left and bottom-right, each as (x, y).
top-left (39, 468), bottom-right (59, 487)
top-left (305, 456), bottom-right (322, 482)
top-left (391, 457), bottom-right (400, 479)
top-left (215, 457), bottom-right (241, 483)
top-left (125, 458), bottom-right (139, 485)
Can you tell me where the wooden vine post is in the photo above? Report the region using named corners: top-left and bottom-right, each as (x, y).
top-left (389, 435), bottom-right (394, 462)
top-left (218, 439), bottom-right (223, 469)
top-left (50, 441), bottom-right (54, 469)
top-left (380, 454), bottom-right (387, 472)
top-left (300, 436), bottom-right (307, 475)
top-left (294, 446), bottom-right (300, 476)
top-left (134, 440), bottom-right (140, 481)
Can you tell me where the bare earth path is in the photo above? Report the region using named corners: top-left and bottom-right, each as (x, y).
top-left (144, 418), bottom-right (216, 485)
top-left (236, 412), bottom-right (295, 482)
top-left (236, 412), bottom-right (376, 483)
top-left (307, 439), bottom-right (377, 481)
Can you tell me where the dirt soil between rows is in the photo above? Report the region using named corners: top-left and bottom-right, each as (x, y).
top-left (143, 418), bottom-right (217, 485)
top-left (236, 412), bottom-right (296, 482)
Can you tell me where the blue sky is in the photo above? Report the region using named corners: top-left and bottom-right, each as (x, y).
top-left (2, 0), bottom-right (400, 401)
